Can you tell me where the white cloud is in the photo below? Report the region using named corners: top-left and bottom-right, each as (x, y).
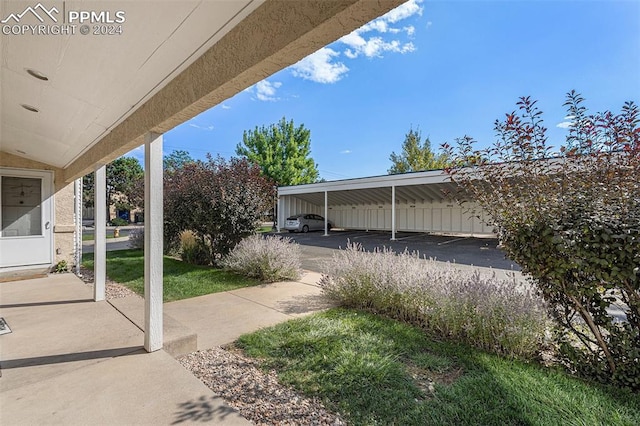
top-left (289, 0), bottom-right (422, 83)
top-left (291, 47), bottom-right (349, 84)
top-left (382, 0), bottom-right (423, 24)
top-left (255, 80), bottom-right (282, 101)
top-left (556, 121), bottom-right (574, 129)
top-left (340, 149), bottom-right (352, 154)
top-left (221, 104), bottom-right (231, 109)
top-left (343, 33), bottom-right (415, 59)
top-left (338, 0), bottom-right (421, 59)
top-left (426, 21), bottom-right (432, 29)
top-left (188, 122), bottom-right (215, 131)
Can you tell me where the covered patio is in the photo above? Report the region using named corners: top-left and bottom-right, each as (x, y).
top-left (0, 0), bottom-right (405, 423)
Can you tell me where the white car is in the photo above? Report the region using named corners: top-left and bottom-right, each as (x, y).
top-left (284, 214), bottom-right (332, 233)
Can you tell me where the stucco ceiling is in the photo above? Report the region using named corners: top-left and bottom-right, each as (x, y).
top-left (1, 0), bottom-right (263, 168)
top-left (1, 0), bottom-right (405, 181)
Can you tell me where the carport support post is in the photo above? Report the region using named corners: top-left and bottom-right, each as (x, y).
top-left (93, 165), bottom-right (106, 301)
top-left (276, 195), bottom-right (282, 233)
top-left (324, 190), bottom-right (328, 236)
top-left (391, 185), bottom-right (396, 241)
top-left (144, 132), bottom-right (163, 353)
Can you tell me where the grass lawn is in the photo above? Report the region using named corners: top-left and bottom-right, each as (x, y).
top-left (237, 308), bottom-right (640, 426)
top-left (82, 233), bottom-right (116, 241)
top-left (257, 225), bottom-right (274, 233)
top-left (82, 249), bottom-right (258, 302)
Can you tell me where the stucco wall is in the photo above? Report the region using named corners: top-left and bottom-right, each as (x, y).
top-left (53, 182), bottom-right (76, 269)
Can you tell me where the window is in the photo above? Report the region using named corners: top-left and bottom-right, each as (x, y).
top-left (1, 177), bottom-right (42, 237)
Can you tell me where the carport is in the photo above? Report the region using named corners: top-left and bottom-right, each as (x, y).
top-left (278, 169), bottom-right (494, 239)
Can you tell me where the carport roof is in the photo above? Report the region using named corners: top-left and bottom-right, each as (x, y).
top-left (278, 169), bottom-right (463, 205)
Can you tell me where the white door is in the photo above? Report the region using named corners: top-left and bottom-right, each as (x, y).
top-left (0, 169), bottom-right (53, 268)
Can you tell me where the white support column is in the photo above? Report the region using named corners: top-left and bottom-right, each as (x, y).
top-left (94, 166), bottom-right (106, 301)
top-left (144, 132), bottom-right (163, 353)
top-left (324, 191), bottom-right (329, 236)
top-left (276, 195), bottom-right (282, 233)
top-left (391, 185), bottom-right (396, 241)
top-left (74, 178), bottom-right (83, 276)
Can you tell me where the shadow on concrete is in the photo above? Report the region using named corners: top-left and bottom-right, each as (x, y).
top-left (0, 346), bottom-right (143, 369)
top-left (277, 293), bottom-right (335, 315)
top-left (0, 298), bottom-right (94, 309)
top-left (172, 395), bottom-right (241, 424)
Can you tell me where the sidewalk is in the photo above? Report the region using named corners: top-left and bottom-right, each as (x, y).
top-left (0, 274), bottom-right (250, 425)
top-left (0, 270), bottom-right (332, 425)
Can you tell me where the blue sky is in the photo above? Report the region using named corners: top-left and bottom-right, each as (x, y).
top-left (129, 0), bottom-right (640, 180)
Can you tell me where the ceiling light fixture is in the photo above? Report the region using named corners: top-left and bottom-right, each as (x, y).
top-left (21, 104), bottom-right (39, 113)
top-left (26, 68), bottom-right (48, 81)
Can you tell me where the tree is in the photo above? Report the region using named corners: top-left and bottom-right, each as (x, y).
top-left (388, 127), bottom-right (450, 174)
top-left (164, 149), bottom-right (194, 173)
top-left (82, 156), bottom-right (144, 221)
top-left (236, 117), bottom-right (319, 186)
top-left (164, 155), bottom-right (275, 265)
top-left (443, 91), bottom-right (640, 390)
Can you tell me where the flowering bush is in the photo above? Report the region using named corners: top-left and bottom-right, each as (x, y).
top-left (319, 242), bottom-right (551, 359)
top-left (221, 234), bottom-right (302, 283)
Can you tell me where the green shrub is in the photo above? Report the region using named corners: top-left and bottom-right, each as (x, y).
top-left (110, 217), bottom-right (128, 226)
top-left (54, 260), bottom-right (68, 273)
top-left (319, 243), bottom-right (551, 359)
top-left (221, 234), bottom-right (301, 282)
top-left (180, 231), bottom-right (211, 266)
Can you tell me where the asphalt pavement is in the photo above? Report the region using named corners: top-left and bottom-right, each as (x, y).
top-left (278, 229), bottom-right (520, 271)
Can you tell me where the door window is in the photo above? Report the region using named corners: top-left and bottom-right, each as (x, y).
top-left (1, 176), bottom-right (42, 237)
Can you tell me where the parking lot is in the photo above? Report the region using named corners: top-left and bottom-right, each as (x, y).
top-left (279, 229), bottom-right (520, 271)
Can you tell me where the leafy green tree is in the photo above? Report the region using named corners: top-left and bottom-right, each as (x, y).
top-left (388, 127), bottom-right (450, 174)
top-left (164, 155), bottom-right (275, 265)
top-left (443, 91), bottom-right (640, 390)
top-left (164, 150), bottom-right (194, 173)
top-left (236, 117), bottom-right (319, 185)
top-left (82, 156), bottom-right (144, 221)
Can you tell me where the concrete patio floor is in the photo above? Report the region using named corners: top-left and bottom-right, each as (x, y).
top-left (0, 274), bottom-right (250, 425)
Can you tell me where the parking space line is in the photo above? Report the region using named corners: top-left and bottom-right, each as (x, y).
top-left (437, 237), bottom-right (467, 246)
top-left (395, 234), bottom-right (428, 241)
top-left (352, 232), bottom-right (387, 240)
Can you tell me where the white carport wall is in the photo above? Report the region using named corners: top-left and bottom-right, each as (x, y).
top-left (278, 170), bottom-right (495, 237)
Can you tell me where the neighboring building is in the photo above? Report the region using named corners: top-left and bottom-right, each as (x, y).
top-left (278, 169), bottom-right (494, 238)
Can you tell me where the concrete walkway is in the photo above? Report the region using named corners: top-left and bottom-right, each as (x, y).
top-left (0, 270), bottom-right (331, 425)
top-left (0, 274), bottom-right (250, 425)
top-left (165, 271), bottom-right (331, 349)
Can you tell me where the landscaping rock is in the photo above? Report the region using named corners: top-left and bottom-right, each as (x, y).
top-left (178, 346), bottom-right (344, 426)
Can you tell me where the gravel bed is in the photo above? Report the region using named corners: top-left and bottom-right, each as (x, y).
top-left (179, 346), bottom-right (345, 426)
top-left (78, 266), bottom-right (141, 300)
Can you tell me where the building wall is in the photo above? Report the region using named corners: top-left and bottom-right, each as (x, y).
top-left (53, 182), bottom-right (76, 268)
top-left (280, 195), bottom-right (494, 236)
